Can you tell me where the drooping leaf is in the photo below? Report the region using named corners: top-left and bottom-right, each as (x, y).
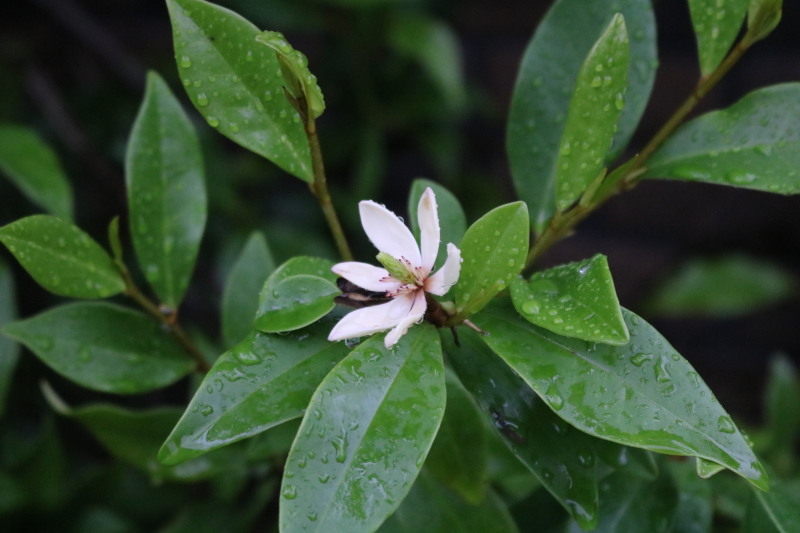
top-left (159, 320), bottom-right (348, 465)
top-left (646, 83), bottom-right (800, 194)
top-left (511, 254), bottom-right (629, 345)
top-left (408, 178), bottom-right (467, 269)
top-left (126, 71), bottom-right (206, 308)
top-left (447, 328), bottom-right (601, 530)
top-left (166, 0), bottom-right (313, 181)
top-left (280, 325), bottom-right (445, 533)
top-left (0, 259), bottom-right (19, 415)
top-left (696, 456), bottom-right (725, 479)
top-left (2, 302), bottom-right (194, 394)
top-left (0, 123), bottom-right (73, 220)
top-left (0, 215), bottom-right (124, 298)
top-left (645, 254), bottom-right (795, 318)
top-left (473, 299), bottom-right (768, 490)
top-left (554, 13), bottom-right (630, 210)
top-left (454, 202), bottom-right (528, 319)
top-left (688, 0), bottom-right (748, 76)
top-left (507, 0), bottom-right (657, 232)
top-left (221, 232), bottom-right (275, 346)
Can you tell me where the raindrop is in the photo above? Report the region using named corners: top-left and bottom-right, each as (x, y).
top-left (207, 116), bottom-right (220, 128)
top-left (197, 93), bottom-right (209, 106)
top-left (631, 352), bottom-right (652, 367)
top-left (521, 299), bottom-right (541, 315)
top-left (344, 337), bottom-right (361, 349)
top-left (717, 415), bottom-right (736, 434)
top-left (180, 55), bottom-right (192, 68)
top-left (282, 485), bottom-right (298, 500)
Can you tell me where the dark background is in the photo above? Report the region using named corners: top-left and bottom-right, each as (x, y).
top-left (1, 0), bottom-right (799, 423)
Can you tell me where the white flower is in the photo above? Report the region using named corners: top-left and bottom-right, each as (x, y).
top-left (328, 187), bottom-right (462, 348)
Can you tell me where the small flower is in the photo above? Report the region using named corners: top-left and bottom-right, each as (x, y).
top-left (328, 187), bottom-right (462, 348)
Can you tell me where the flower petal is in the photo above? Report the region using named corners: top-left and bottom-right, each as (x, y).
top-left (384, 290), bottom-right (427, 347)
top-left (359, 200), bottom-right (421, 266)
top-left (332, 262), bottom-right (402, 293)
top-left (425, 243), bottom-right (462, 296)
top-left (328, 293), bottom-right (417, 342)
top-left (417, 187), bottom-right (440, 273)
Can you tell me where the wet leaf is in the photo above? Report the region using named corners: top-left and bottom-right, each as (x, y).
top-left (126, 71), bottom-right (206, 308)
top-left (507, 0), bottom-right (656, 232)
top-left (688, 0), bottom-right (748, 75)
top-left (159, 320), bottom-right (347, 465)
top-left (0, 215), bottom-right (124, 298)
top-left (280, 325), bottom-right (445, 533)
top-left (473, 299), bottom-right (768, 491)
top-left (646, 83), bottom-right (800, 195)
top-left (2, 302), bottom-right (194, 394)
top-left (409, 179), bottom-right (467, 269)
top-left (555, 13), bottom-right (630, 210)
top-left (511, 254), bottom-right (629, 345)
top-left (0, 124), bottom-right (73, 220)
top-left (454, 202), bottom-right (528, 319)
top-left (166, 0), bottom-right (312, 181)
top-left (0, 259), bottom-right (19, 415)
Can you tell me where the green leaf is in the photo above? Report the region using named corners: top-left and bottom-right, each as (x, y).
top-left (254, 256), bottom-right (336, 326)
top-left (507, 0), bottom-right (656, 232)
top-left (166, 0), bottom-right (313, 181)
top-left (0, 215), bottom-right (125, 298)
top-left (425, 369), bottom-right (488, 505)
top-left (747, 0), bottom-right (783, 43)
top-left (745, 479), bottom-right (800, 533)
top-left (554, 13), bottom-right (630, 210)
top-left (408, 179), bottom-right (467, 268)
top-left (764, 355), bottom-right (800, 455)
top-left (221, 232), bottom-right (275, 346)
top-left (42, 383), bottom-right (242, 483)
top-left (688, 0), bottom-right (748, 75)
top-left (645, 254), bottom-right (795, 318)
top-left (254, 275), bottom-right (338, 333)
top-left (280, 325), bottom-right (445, 533)
top-left (159, 320), bottom-right (348, 465)
top-left (695, 456), bottom-right (725, 479)
top-left (0, 123), bottom-right (73, 220)
top-left (126, 71), bottom-right (206, 308)
top-left (510, 254), bottom-right (629, 345)
top-left (0, 259), bottom-right (19, 415)
top-left (2, 302), bottom-right (194, 394)
top-left (447, 328), bottom-right (601, 530)
top-left (378, 471), bottom-right (518, 533)
top-left (646, 83), bottom-right (800, 194)
top-left (454, 202), bottom-right (528, 319)
top-left (473, 299), bottom-right (768, 490)
top-left (667, 458), bottom-right (713, 533)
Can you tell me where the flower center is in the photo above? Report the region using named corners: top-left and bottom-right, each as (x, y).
top-left (376, 252), bottom-right (422, 286)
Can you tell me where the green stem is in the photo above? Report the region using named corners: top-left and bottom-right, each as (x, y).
top-left (523, 32), bottom-right (756, 271)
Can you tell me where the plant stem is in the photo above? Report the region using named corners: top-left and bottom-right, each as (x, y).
top-left (524, 32), bottom-right (756, 271)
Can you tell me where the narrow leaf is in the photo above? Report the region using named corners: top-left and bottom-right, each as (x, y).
top-left (159, 320), bottom-right (347, 465)
top-left (0, 259), bottom-right (19, 415)
top-left (688, 0), bottom-right (748, 75)
top-left (2, 302), bottom-right (194, 394)
top-left (454, 202), bottom-right (528, 319)
top-left (646, 83), bottom-right (800, 194)
top-left (126, 71), bottom-right (206, 308)
top-left (473, 299), bottom-right (768, 490)
top-left (280, 325), bottom-right (445, 533)
top-left (0, 123), bottom-right (73, 220)
top-left (408, 178), bottom-right (467, 268)
top-left (507, 0), bottom-right (656, 232)
top-left (555, 13), bottom-right (630, 210)
top-left (511, 254), bottom-right (629, 345)
top-left (221, 232), bottom-right (275, 346)
top-left (166, 0), bottom-right (313, 181)
top-left (0, 215), bottom-right (124, 298)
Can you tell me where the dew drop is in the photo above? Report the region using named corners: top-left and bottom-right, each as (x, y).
top-left (282, 485), bottom-right (298, 500)
top-left (179, 55), bottom-right (192, 68)
top-left (717, 415), bottom-right (736, 434)
top-left (197, 93), bottom-right (209, 106)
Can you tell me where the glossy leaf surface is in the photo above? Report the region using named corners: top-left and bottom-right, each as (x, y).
top-left (126, 71), bottom-right (206, 308)
top-left (448, 328), bottom-right (601, 529)
top-left (554, 14), bottom-right (629, 210)
top-left (166, 0), bottom-right (312, 181)
top-left (160, 320), bottom-right (348, 465)
top-left (408, 179), bottom-right (467, 268)
top-left (511, 254), bottom-right (629, 345)
top-left (454, 202), bottom-right (528, 319)
top-left (507, 0), bottom-right (656, 231)
top-left (646, 84), bottom-right (800, 194)
top-left (0, 215), bottom-right (124, 298)
top-left (0, 124), bottom-right (73, 220)
top-left (2, 302), bottom-right (194, 394)
top-left (280, 325), bottom-right (445, 533)
top-left (0, 259), bottom-right (19, 415)
top-left (688, 0), bottom-right (748, 75)
top-left (473, 299), bottom-right (768, 490)
top-left (221, 232), bottom-right (275, 345)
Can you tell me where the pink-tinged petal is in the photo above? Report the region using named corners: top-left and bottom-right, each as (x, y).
top-left (359, 200), bottom-right (421, 266)
top-left (417, 187), bottom-right (440, 273)
top-left (328, 293), bottom-right (416, 342)
top-left (332, 262), bottom-right (402, 293)
top-left (425, 243), bottom-right (462, 296)
top-left (384, 290), bottom-right (427, 347)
